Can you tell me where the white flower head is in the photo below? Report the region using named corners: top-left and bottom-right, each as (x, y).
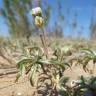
top-left (30, 7), bottom-right (42, 17)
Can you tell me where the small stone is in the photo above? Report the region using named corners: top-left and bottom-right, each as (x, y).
top-left (17, 92), bottom-right (22, 96)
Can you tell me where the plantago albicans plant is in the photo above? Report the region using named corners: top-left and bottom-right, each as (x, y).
top-left (15, 6), bottom-right (96, 96)
top-left (81, 48), bottom-right (96, 73)
top-left (72, 75), bottom-right (96, 96)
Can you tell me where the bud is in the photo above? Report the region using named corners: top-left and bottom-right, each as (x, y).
top-left (34, 16), bottom-right (44, 28)
top-left (30, 7), bottom-right (42, 17)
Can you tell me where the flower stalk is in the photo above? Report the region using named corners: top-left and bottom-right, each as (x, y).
top-left (30, 7), bottom-right (48, 58)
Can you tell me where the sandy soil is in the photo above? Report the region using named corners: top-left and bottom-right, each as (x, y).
top-left (0, 57), bottom-right (96, 96)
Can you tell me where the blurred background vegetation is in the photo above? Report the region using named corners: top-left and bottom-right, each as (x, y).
top-left (0, 0), bottom-right (96, 40)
